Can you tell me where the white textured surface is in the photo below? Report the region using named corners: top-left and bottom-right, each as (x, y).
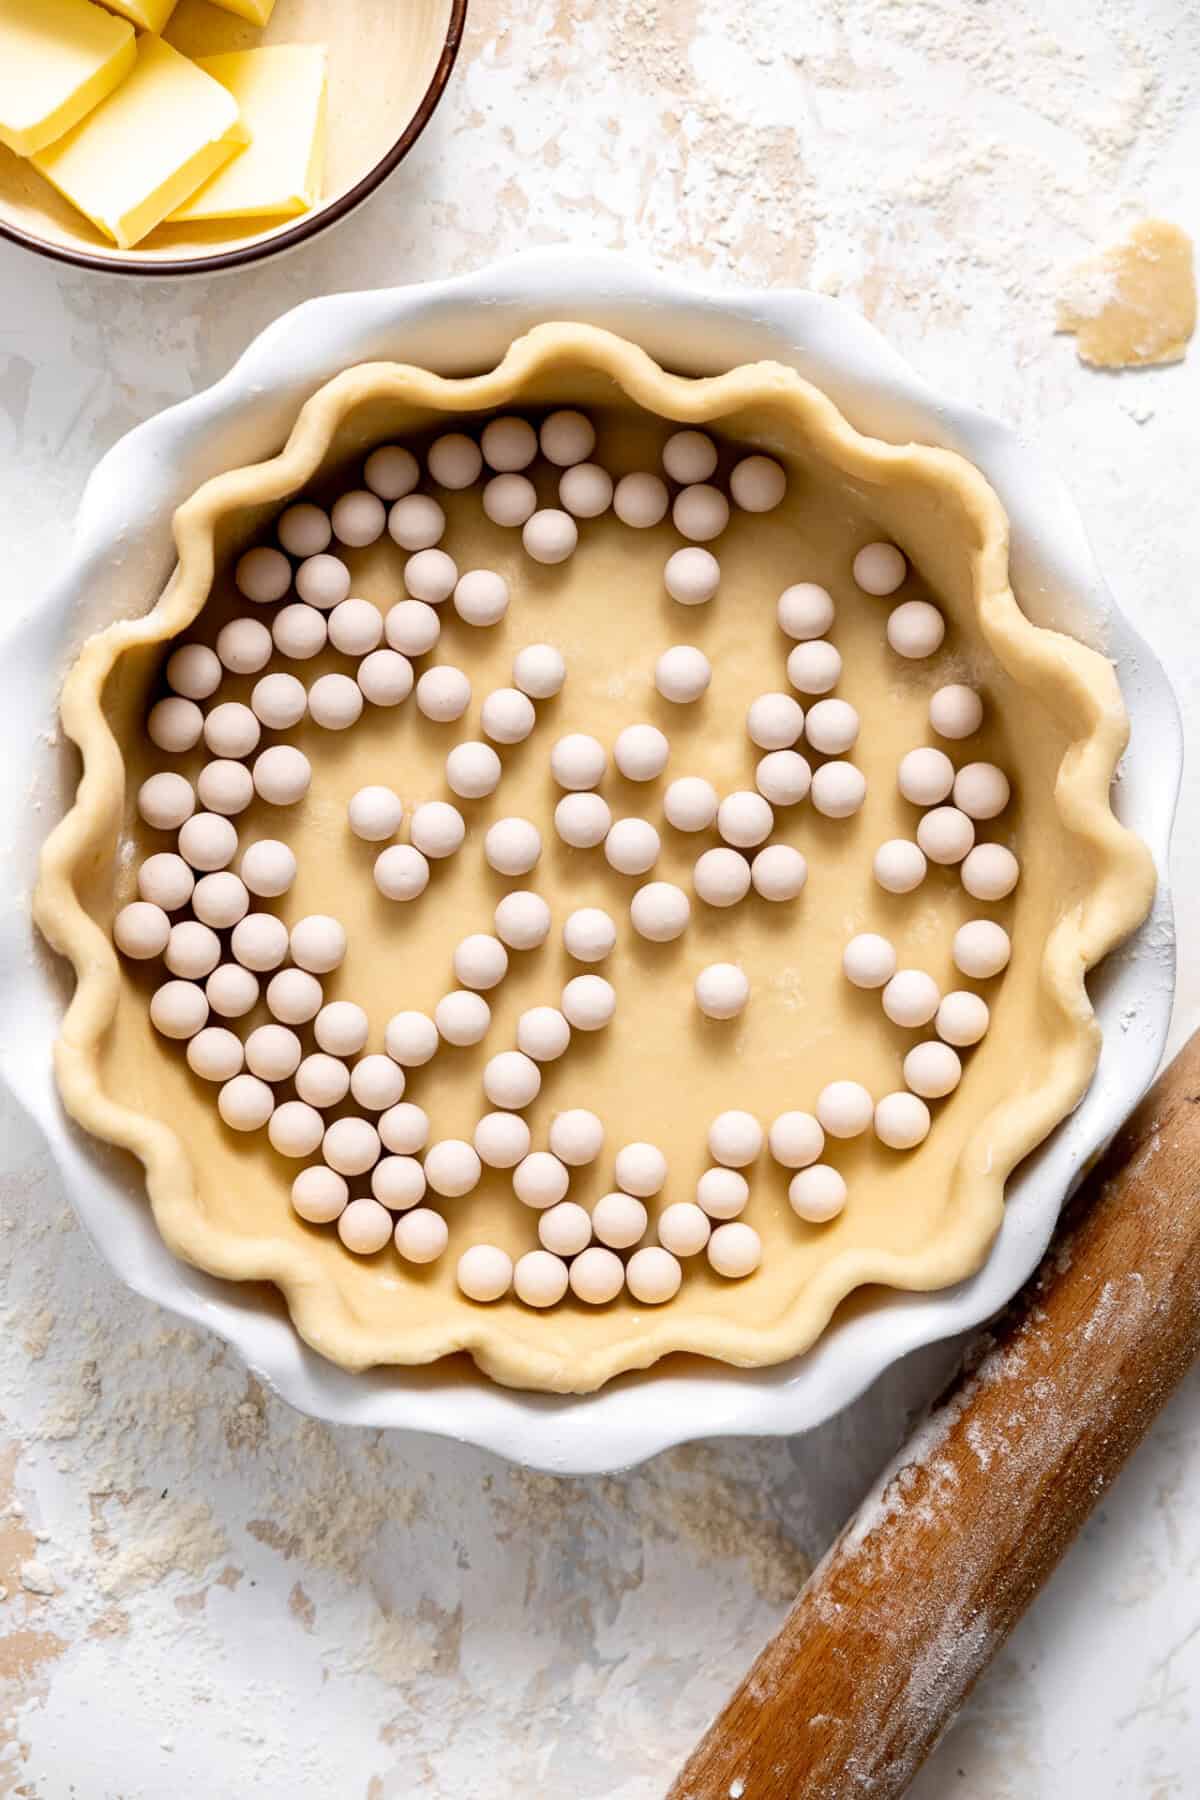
top-left (2, 1), bottom-right (1199, 1793)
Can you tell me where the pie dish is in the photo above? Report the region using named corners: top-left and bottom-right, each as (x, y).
top-left (34, 316), bottom-right (1157, 1394)
top-left (5, 257), bottom-right (1178, 1469)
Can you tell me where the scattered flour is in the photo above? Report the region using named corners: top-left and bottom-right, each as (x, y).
top-left (19, 1559), bottom-right (56, 1596)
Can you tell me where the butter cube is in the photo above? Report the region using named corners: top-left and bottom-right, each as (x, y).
top-left (171, 47), bottom-right (327, 224)
top-left (96, 0), bottom-right (177, 28)
top-left (0, 0), bottom-right (135, 158)
top-left (206, 0), bottom-right (276, 21)
top-left (33, 35), bottom-right (249, 249)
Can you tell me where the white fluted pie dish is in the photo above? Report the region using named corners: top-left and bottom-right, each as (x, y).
top-left (0, 252), bottom-right (1180, 1472)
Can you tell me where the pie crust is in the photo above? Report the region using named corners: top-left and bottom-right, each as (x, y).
top-left (34, 323), bottom-right (1157, 1392)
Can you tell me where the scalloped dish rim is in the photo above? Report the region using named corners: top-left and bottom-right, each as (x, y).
top-left (33, 321), bottom-right (1158, 1392)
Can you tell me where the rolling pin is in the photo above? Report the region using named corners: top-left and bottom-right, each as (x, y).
top-left (670, 1028), bottom-right (1200, 1800)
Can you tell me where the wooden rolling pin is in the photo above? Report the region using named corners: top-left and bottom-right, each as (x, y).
top-left (670, 1028), bottom-right (1200, 1800)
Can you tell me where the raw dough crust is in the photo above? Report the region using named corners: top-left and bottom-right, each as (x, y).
top-left (34, 324), bottom-right (1156, 1393)
top-left (1057, 219), bottom-right (1196, 369)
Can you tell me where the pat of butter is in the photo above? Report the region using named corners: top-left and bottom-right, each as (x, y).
top-left (171, 46), bottom-right (327, 224)
top-left (0, 0), bottom-right (135, 158)
top-left (32, 35), bottom-right (249, 250)
top-left (205, 0), bottom-right (276, 22)
top-left (96, 0), bottom-right (177, 29)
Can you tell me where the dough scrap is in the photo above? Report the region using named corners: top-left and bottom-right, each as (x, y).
top-left (1057, 220), bottom-right (1196, 369)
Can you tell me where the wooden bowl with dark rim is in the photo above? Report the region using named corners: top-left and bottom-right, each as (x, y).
top-left (0, 0), bottom-right (467, 278)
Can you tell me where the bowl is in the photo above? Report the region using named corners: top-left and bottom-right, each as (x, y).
top-left (0, 0), bottom-right (467, 278)
top-left (0, 252), bottom-right (1180, 1471)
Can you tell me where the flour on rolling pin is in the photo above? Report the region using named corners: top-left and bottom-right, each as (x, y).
top-left (826, 1316), bottom-right (1134, 1782)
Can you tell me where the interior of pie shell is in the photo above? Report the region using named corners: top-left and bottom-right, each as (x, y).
top-left (80, 361), bottom-right (1093, 1392)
